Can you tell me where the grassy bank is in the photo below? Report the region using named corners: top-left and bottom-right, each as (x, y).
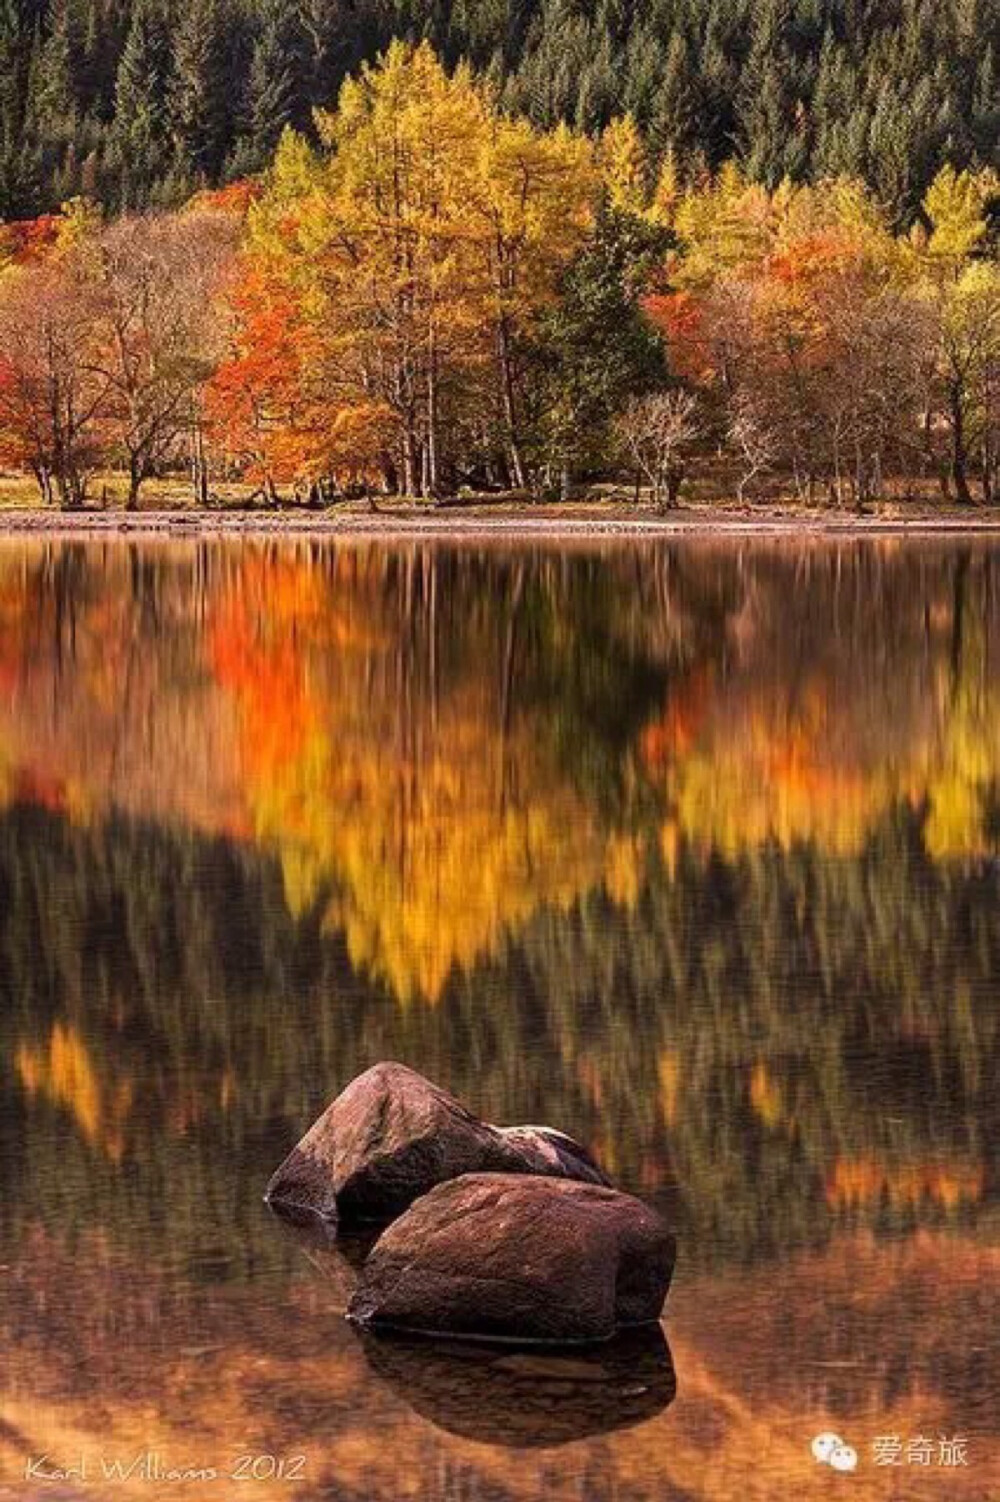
top-left (4, 475), bottom-right (1000, 538)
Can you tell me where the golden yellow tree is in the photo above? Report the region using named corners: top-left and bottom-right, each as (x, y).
top-left (467, 112), bottom-right (595, 486)
top-left (911, 166), bottom-right (1000, 502)
top-left (310, 42), bottom-right (491, 494)
top-left (225, 42), bottom-right (597, 497)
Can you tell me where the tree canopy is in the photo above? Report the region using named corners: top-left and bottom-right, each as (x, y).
top-left (3, 0), bottom-right (1000, 225)
top-left (4, 40), bottom-right (1000, 508)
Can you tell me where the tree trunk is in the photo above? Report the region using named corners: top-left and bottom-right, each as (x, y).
top-left (402, 426), bottom-right (418, 498)
top-left (33, 466), bottom-right (52, 506)
top-left (950, 382), bottom-right (973, 504)
top-left (497, 314), bottom-right (526, 489)
top-left (126, 457), bottom-right (142, 512)
top-left (427, 328), bottom-right (440, 497)
top-left (191, 418), bottom-right (209, 505)
top-left (560, 463), bottom-right (571, 502)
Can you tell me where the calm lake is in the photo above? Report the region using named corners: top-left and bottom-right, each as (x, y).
top-left (0, 536), bottom-right (998, 1502)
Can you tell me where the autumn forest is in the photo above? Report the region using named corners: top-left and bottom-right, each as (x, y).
top-left (3, 24), bottom-right (1000, 508)
top-left (2, 7), bottom-right (999, 1494)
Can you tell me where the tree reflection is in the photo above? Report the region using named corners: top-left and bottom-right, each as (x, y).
top-left (0, 538), bottom-right (996, 1263)
top-left (1, 537), bottom-right (999, 1497)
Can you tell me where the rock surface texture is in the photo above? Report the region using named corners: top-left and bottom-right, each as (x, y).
top-left (347, 1173), bottom-right (675, 1344)
top-left (265, 1062), bottom-right (609, 1223)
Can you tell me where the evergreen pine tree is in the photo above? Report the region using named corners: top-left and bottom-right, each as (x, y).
top-left (25, 0), bottom-right (80, 185)
top-left (228, 0), bottom-right (301, 175)
top-left (740, 52), bottom-right (798, 186)
top-left (79, 0), bottom-right (131, 119)
top-left (572, 34), bottom-right (617, 133)
top-left (971, 48), bottom-right (1000, 163)
top-left (648, 31), bottom-right (700, 160)
top-left (169, 0), bottom-right (233, 180)
top-left (108, 0), bottom-right (172, 207)
top-left (0, 0), bottom-right (28, 214)
top-left (535, 203), bottom-right (671, 491)
top-left (299, 0), bottom-right (345, 108)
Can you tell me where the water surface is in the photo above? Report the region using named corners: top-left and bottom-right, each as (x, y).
top-left (0, 538), bottom-right (997, 1500)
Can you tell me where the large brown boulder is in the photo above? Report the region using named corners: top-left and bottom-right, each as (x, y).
top-left (265, 1062), bottom-right (609, 1224)
top-left (347, 1173), bottom-right (675, 1345)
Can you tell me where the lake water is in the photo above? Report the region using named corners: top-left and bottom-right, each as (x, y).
top-left (0, 537), bottom-right (997, 1502)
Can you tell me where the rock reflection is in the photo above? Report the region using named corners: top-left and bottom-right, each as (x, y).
top-left (353, 1324), bottom-right (676, 1446)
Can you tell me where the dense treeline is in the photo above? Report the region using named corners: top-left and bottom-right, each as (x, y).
top-left (4, 43), bottom-right (1000, 508)
top-left (3, 0), bottom-right (1000, 223)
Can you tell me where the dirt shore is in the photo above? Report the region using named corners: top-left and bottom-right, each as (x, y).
top-left (2, 501), bottom-right (1000, 539)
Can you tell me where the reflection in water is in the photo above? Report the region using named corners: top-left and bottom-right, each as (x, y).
top-left (0, 537), bottom-right (998, 1498)
top-left (354, 1326), bottom-right (676, 1447)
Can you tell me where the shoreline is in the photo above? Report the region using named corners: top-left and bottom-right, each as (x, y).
top-left (2, 503), bottom-right (1000, 540)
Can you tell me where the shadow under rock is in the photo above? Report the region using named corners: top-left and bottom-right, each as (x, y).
top-left (352, 1322), bottom-right (677, 1446)
top-left (269, 1206), bottom-right (382, 1308)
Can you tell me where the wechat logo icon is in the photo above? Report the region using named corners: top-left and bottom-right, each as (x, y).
top-left (812, 1433), bottom-right (859, 1472)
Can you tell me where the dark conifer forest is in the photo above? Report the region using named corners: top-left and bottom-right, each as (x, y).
top-left (2, 0), bottom-right (999, 220)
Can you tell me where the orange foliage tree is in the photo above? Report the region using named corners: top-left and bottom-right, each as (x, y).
top-left (0, 252), bottom-right (109, 506)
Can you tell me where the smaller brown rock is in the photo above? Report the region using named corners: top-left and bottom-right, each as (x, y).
top-left (265, 1063), bottom-right (609, 1225)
